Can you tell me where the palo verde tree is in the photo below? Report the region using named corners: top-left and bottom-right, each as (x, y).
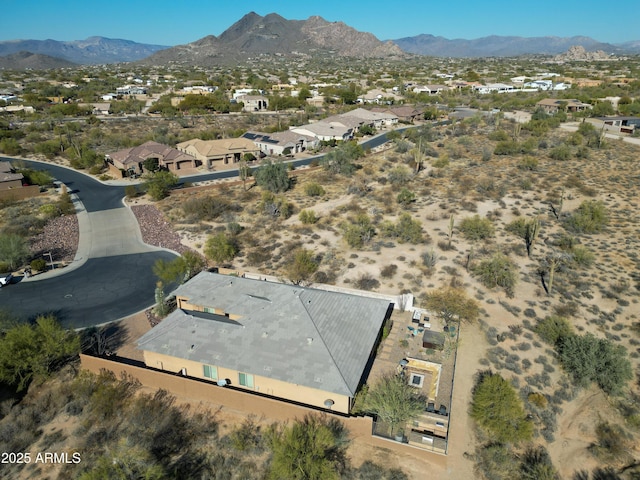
top-left (204, 232), bottom-right (238, 266)
top-left (0, 233), bottom-right (30, 271)
top-left (0, 315), bottom-right (80, 391)
top-left (143, 170), bottom-right (179, 201)
top-left (267, 414), bottom-right (349, 480)
top-left (364, 371), bottom-right (427, 436)
top-left (153, 251), bottom-right (206, 285)
top-left (470, 371), bottom-right (533, 444)
top-left (424, 286), bottom-right (480, 326)
top-left (254, 159), bottom-right (290, 193)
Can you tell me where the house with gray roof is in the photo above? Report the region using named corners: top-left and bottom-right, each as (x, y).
top-left (242, 130), bottom-right (318, 156)
top-left (137, 272), bottom-right (393, 413)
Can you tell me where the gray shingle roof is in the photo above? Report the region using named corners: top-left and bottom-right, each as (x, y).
top-left (137, 272), bottom-right (391, 397)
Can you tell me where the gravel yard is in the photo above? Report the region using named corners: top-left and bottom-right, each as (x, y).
top-left (30, 214), bottom-right (79, 264)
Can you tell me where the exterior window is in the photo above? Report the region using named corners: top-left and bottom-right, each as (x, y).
top-left (409, 373), bottom-right (424, 388)
top-left (239, 372), bottom-right (254, 388)
top-left (204, 307), bottom-right (215, 314)
top-left (203, 364), bottom-right (218, 380)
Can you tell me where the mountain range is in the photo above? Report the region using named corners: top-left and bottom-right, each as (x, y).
top-left (392, 34), bottom-right (632, 57)
top-left (0, 36), bottom-right (168, 65)
top-left (0, 12), bottom-right (638, 68)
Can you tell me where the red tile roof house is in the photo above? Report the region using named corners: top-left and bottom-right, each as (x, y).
top-left (105, 141), bottom-right (199, 177)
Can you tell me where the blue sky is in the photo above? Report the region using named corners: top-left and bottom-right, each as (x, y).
top-left (3, 0), bottom-right (638, 45)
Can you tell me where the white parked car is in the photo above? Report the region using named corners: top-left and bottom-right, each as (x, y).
top-left (0, 273), bottom-right (13, 287)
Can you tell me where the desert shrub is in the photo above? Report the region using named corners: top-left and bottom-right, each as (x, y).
top-left (260, 191), bottom-right (293, 219)
top-left (380, 264), bottom-right (398, 279)
top-left (558, 334), bottom-right (633, 395)
top-left (494, 140), bottom-right (519, 155)
top-left (534, 316), bottom-right (573, 346)
top-left (518, 156), bottom-right (539, 171)
top-left (549, 144), bottom-right (571, 161)
top-left (589, 421), bottom-right (631, 463)
top-left (421, 249), bottom-right (438, 269)
top-left (30, 258), bottom-right (47, 272)
top-left (342, 213), bottom-right (375, 249)
top-left (354, 273), bottom-right (380, 291)
top-left (392, 213), bottom-right (423, 244)
top-left (388, 166), bottom-right (411, 185)
top-left (396, 188), bottom-right (416, 205)
top-left (571, 245), bottom-right (595, 267)
top-left (304, 182), bottom-right (325, 197)
top-left (527, 392), bottom-right (548, 409)
top-left (488, 130), bottom-right (510, 141)
top-left (226, 222), bottom-right (243, 235)
top-left (299, 209), bottom-right (318, 225)
top-left (182, 196), bottom-right (239, 222)
top-left (459, 215), bottom-right (494, 240)
top-left (473, 253), bottom-right (518, 293)
top-left (520, 446), bottom-right (559, 480)
top-left (565, 200), bottom-right (608, 234)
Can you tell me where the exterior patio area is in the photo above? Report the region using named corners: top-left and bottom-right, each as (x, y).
top-left (368, 308), bottom-right (459, 453)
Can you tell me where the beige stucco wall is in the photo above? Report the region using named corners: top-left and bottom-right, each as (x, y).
top-left (142, 350), bottom-right (351, 414)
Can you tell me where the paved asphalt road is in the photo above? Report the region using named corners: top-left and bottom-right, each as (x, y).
top-left (0, 157), bottom-right (177, 329)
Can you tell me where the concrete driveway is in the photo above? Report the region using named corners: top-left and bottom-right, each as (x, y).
top-left (0, 158), bottom-right (177, 328)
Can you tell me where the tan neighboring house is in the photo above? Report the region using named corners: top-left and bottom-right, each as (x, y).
top-left (242, 130), bottom-right (318, 156)
top-left (176, 138), bottom-right (259, 169)
top-left (536, 98), bottom-right (592, 114)
top-left (237, 95), bottom-right (269, 112)
top-left (105, 141), bottom-right (199, 176)
top-left (290, 122), bottom-right (353, 142)
top-left (0, 161), bottom-right (23, 190)
top-left (136, 272), bottom-right (393, 414)
top-left (78, 102), bottom-right (111, 115)
top-left (372, 105), bottom-right (423, 123)
top-left (0, 161), bottom-right (39, 201)
top-left (587, 116), bottom-right (640, 135)
top-left (339, 108), bottom-right (399, 129)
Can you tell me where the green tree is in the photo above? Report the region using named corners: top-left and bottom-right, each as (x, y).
top-left (143, 170), bottom-right (179, 201)
top-left (268, 414), bottom-right (349, 480)
top-left (459, 215), bottom-right (494, 241)
top-left (534, 315), bottom-right (573, 346)
top-left (0, 315), bottom-right (80, 391)
top-left (364, 371), bottom-right (427, 436)
top-left (470, 371), bottom-right (533, 443)
top-left (321, 142), bottom-right (362, 176)
top-left (153, 251), bottom-right (206, 285)
top-left (558, 334), bottom-right (632, 395)
top-left (254, 159), bottom-right (290, 193)
top-left (204, 232), bottom-right (238, 265)
top-left (424, 286), bottom-right (480, 325)
top-left (0, 233), bottom-right (30, 270)
top-left (285, 248), bottom-right (319, 285)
